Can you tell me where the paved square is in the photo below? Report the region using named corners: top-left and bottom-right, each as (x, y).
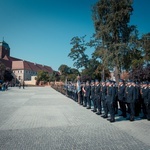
top-left (0, 87), bottom-right (150, 150)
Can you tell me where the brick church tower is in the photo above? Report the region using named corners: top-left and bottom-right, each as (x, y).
top-left (0, 40), bottom-right (10, 58)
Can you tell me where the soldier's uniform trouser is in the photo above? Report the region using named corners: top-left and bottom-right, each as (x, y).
top-left (74, 92), bottom-right (77, 101)
top-left (119, 100), bottom-right (126, 116)
top-left (93, 97), bottom-right (97, 111)
top-left (83, 96), bottom-right (87, 106)
top-left (127, 102), bottom-right (135, 118)
top-left (141, 98), bottom-right (147, 116)
top-left (114, 99), bottom-right (118, 113)
top-left (135, 100), bottom-right (141, 116)
top-left (102, 100), bottom-right (108, 116)
top-left (108, 101), bottom-right (115, 119)
top-left (80, 94), bottom-right (83, 105)
top-left (90, 97), bottom-right (94, 107)
top-left (87, 96), bottom-right (91, 107)
top-left (96, 96), bottom-right (101, 113)
top-left (145, 102), bottom-right (150, 120)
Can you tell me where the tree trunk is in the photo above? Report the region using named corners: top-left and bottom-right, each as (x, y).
top-left (114, 66), bottom-right (120, 84)
top-left (101, 68), bottom-right (105, 81)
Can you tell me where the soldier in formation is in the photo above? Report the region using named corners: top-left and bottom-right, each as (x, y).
top-left (65, 78), bottom-right (150, 122)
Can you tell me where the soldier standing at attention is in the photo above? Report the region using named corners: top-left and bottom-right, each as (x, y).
top-left (125, 81), bottom-right (136, 121)
top-left (92, 79), bottom-right (99, 113)
top-left (101, 80), bottom-right (108, 118)
top-left (95, 79), bottom-right (101, 115)
top-left (85, 81), bottom-right (91, 109)
top-left (112, 81), bottom-right (118, 114)
top-left (141, 82), bottom-right (150, 121)
top-left (140, 82), bottom-right (147, 119)
top-left (90, 80), bottom-right (95, 111)
top-left (118, 79), bottom-right (127, 118)
top-left (134, 82), bottom-right (141, 117)
top-left (106, 80), bottom-right (116, 123)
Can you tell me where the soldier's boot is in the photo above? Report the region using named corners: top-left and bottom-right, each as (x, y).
top-left (87, 106), bottom-right (91, 109)
top-left (92, 108), bottom-right (97, 112)
top-left (101, 114), bottom-right (108, 118)
top-left (130, 116), bottom-right (134, 121)
top-left (110, 118), bottom-right (115, 123)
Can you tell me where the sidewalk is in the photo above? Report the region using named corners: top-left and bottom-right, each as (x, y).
top-left (0, 87), bottom-right (150, 150)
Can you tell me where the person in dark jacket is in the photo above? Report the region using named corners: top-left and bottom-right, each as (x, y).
top-left (85, 81), bottom-right (91, 109)
top-left (95, 79), bottom-right (101, 115)
top-left (118, 79), bottom-right (127, 118)
top-left (140, 82), bottom-right (147, 119)
top-left (101, 80), bottom-right (108, 118)
top-left (106, 80), bottom-right (116, 122)
top-left (125, 81), bottom-right (136, 121)
top-left (90, 80), bottom-right (95, 111)
top-left (134, 82), bottom-right (141, 117)
top-left (112, 81), bottom-right (118, 114)
top-left (141, 82), bottom-right (150, 121)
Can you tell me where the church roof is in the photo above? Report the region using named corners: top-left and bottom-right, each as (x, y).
top-left (0, 40), bottom-right (10, 49)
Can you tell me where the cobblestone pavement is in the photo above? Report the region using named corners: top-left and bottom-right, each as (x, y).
top-left (0, 87), bottom-right (150, 150)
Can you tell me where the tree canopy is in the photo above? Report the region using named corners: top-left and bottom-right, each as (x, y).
top-left (62, 0), bottom-right (150, 82)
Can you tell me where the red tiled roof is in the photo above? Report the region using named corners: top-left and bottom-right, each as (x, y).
top-left (9, 56), bottom-right (21, 61)
top-left (12, 61), bottom-right (24, 69)
top-left (12, 60), bottom-right (53, 73)
top-left (2, 54), bottom-right (53, 73)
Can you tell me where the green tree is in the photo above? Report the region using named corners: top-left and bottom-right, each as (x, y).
top-left (36, 71), bottom-right (50, 84)
top-left (67, 68), bottom-right (79, 81)
top-left (58, 64), bottom-right (70, 75)
top-left (49, 71), bottom-right (60, 82)
top-left (92, 0), bottom-right (136, 83)
top-left (141, 33), bottom-right (150, 65)
top-left (68, 36), bottom-right (89, 69)
top-left (58, 64), bottom-right (79, 82)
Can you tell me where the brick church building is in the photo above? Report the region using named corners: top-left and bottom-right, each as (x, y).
top-left (0, 40), bottom-right (53, 85)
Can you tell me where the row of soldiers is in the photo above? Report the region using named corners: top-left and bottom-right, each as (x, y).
top-left (65, 79), bottom-right (150, 122)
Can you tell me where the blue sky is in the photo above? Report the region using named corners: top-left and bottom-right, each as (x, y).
top-left (0, 0), bottom-right (150, 71)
